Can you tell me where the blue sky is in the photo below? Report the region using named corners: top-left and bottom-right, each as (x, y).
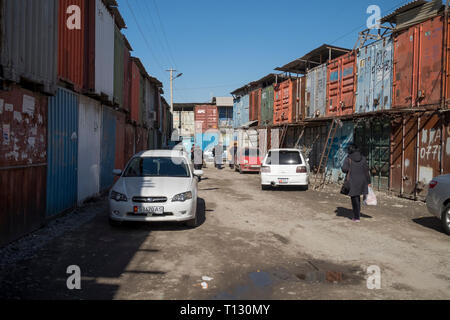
top-left (117, 0), bottom-right (420, 103)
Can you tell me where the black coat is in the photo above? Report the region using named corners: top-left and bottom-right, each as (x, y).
top-left (341, 151), bottom-right (371, 197)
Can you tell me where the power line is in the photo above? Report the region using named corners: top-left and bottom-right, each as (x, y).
top-left (138, 0), bottom-right (177, 69)
top-left (125, 0), bottom-right (166, 73)
top-left (152, 0), bottom-right (178, 70)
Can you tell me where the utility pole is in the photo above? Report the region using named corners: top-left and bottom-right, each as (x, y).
top-left (166, 68), bottom-right (176, 114)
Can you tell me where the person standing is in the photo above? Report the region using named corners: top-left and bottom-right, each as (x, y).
top-left (193, 144), bottom-right (203, 171)
top-left (214, 143), bottom-right (223, 169)
top-left (341, 144), bottom-right (371, 222)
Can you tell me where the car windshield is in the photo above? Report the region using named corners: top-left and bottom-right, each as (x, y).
top-left (266, 151), bottom-right (302, 165)
top-left (123, 157), bottom-right (190, 178)
top-left (244, 148), bottom-right (260, 157)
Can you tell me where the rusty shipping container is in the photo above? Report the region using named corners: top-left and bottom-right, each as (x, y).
top-left (249, 88), bottom-right (261, 122)
top-left (130, 59), bottom-right (140, 123)
top-left (0, 0), bottom-right (58, 95)
top-left (390, 112), bottom-right (450, 200)
top-left (113, 26), bottom-right (125, 107)
top-left (58, 0), bottom-right (85, 92)
top-left (273, 77), bottom-right (306, 125)
top-left (306, 63), bottom-right (327, 118)
top-left (393, 15), bottom-right (445, 109)
top-left (124, 123), bottom-right (135, 162)
top-left (123, 43), bottom-right (132, 112)
top-left (0, 84), bottom-right (48, 247)
top-left (327, 51), bottom-right (357, 116)
top-left (195, 105), bottom-right (218, 131)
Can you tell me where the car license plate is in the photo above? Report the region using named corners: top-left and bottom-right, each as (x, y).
top-left (251, 165), bottom-right (260, 168)
top-left (140, 206), bottom-right (164, 215)
top-left (278, 178), bottom-right (288, 184)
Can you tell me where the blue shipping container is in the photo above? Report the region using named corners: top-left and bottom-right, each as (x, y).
top-left (100, 107), bottom-right (116, 191)
top-left (306, 64), bottom-right (327, 118)
top-left (356, 37), bottom-right (393, 113)
top-left (233, 94), bottom-right (249, 128)
top-left (195, 131), bottom-right (219, 151)
top-left (46, 88), bottom-right (79, 217)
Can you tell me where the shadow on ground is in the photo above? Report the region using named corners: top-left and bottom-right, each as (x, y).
top-left (335, 207), bottom-right (373, 220)
top-left (412, 216), bottom-right (446, 235)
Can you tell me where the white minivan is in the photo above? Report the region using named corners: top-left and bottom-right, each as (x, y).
top-left (260, 149), bottom-right (310, 190)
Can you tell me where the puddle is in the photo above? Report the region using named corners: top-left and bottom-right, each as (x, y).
top-left (212, 261), bottom-right (365, 299)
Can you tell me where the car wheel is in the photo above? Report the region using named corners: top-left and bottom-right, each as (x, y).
top-left (109, 218), bottom-right (122, 227)
top-left (442, 204), bottom-right (450, 235)
top-left (185, 215), bottom-right (199, 228)
top-left (261, 185), bottom-right (270, 191)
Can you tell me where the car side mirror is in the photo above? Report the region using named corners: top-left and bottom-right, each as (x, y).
top-left (194, 170), bottom-right (203, 177)
top-left (113, 169), bottom-right (122, 176)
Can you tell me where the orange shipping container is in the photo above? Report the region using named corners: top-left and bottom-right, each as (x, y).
top-left (393, 15), bottom-right (445, 109)
top-left (58, 0), bottom-right (85, 92)
top-left (326, 51), bottom-right (356, 116)
top-left (273, 78), bottom-right (306, 125)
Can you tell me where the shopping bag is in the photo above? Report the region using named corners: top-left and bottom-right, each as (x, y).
top-left (365, 186), bottom-right (377, 206)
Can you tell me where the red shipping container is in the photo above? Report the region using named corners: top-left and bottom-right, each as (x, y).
top-left (58, 0), bottom-right (85, 92)
top-left (130, 59), bottom-right (140, 123)
top-left (195, 105), bottom-right (218, 131)
top-left (84, 0), bottom-right (96, 92)
top-left (273, 78), bottom-right (305, 125)
top-left (249, 88), bottom-right (261, 122)
top-left (125, 123), bottom-right (135, 162)
top-left (326, 51), bottom-right (356, 116)
top-left (393, 15), bottom-right (445, 109)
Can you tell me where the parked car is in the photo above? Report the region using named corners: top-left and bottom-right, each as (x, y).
top-left (235, 147), bottom-right (263, 173)
top-left (426, 174), bottom-right (450, 235)
top-left (108, 150), bottom-right (203, 227)
top-left (204, 145), bottom-right (227, 163)
top-left (260, 149), bottom-right (310, 190)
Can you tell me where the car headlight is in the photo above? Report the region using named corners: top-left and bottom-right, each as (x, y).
top-left (172, 191), bottom-right (192, 202)
top-left (110, 190), bottom-right (128, 202)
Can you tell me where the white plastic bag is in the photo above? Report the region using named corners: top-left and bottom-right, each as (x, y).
top-left (364, 186), bottom-right (377, 206)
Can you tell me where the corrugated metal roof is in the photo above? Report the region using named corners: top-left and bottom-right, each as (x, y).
top-left (381, 0), bottom-right (444, 31)
top-left (131, 57), bottom-right (163, 87)
top-left (275, 44), bottom-right (351, 74)
top-left (230, 73), bottom-right (289, 96)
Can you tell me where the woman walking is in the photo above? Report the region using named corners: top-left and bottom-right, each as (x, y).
top-left (341, 144), bottom-right (371, 222)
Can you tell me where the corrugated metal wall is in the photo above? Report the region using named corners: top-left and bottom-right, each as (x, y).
top-left (46, 88), bottom-right (79, 217)
top-left (356, 37), bottom-right (393, 113)
top-left (100, 106), bottom-right (116, 191)
top-left (113, 25), bottom-right (125, 107)
top-left (125, 123), bottom-right (135, 162)
top-left (306, 64), bottom-right (327, 118)
top-left (114, 111), bottom-right (126, 171)
top-left (77, 95), bottom-right (101, 204)
top-left (326, 120), bottom-right (355, 183)
top-left (130, 60), bottom-right (140, 122)
top-left (58, 0), bottom-right (85, 92)
top-left (0, 84), bottom-right (48, 246)
top-left (0, 0), bottom-right (58, 95)
top-left (260, 85), bottom-right (274, 126)
top-left (232, 94), bottom-right (249, 128)
top-left (94, 0), bottom-right (114, 101)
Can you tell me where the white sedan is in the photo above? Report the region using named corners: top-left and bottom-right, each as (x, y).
top-left (260, 149), bottom-right (310, 190)
top-left (108, 150), bottom-right (203, 227)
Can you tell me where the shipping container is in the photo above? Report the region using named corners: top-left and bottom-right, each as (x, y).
top-left (354, 119), bottom-right (391, 191)
top-left (115, 111), bottom-right (126, 171)
top-left (100, 106), bottom-right (116, 191)
top-left (306, 64), bottom-right (327, 118)
top-left (123, 45), bottom-right (132, 112)
top-left (77, 95), bottom-right (101, 204)
top-left (218, 106), bottom-right (233, 127)
top-left (58, 0), bottom-right (85, 92)
top-left (260, 85), bottom-right (274, 126)
top-left (130, 59), bottom-right (140, 123)
top-left (326, 120), bottom-right (354, 183)
top-left (327, 51), bottom-right (357, 116)
top-left (0, 84), bottom-right (48, 247)
top-left (356, 37), bottom-right (394, 113)
top-left (390, 112), bottom-right (450, 199)
top-left (139, 73), bottom-right (146, 126)
top-left (94, 0), bottom-right (114, 101)
top-left (173, 111), bottom-right (195, 137)
top-left (113, 26), bottom-right (125, 107)
top-left (0, 0), bottom-right (58, 95)
top-left (145, 78), bottom-right (157, 128)
top-left (124, 123), bottom-right (135, 162)
top-left (46, 88), bottom-right (79, 217)
top-left (393, 15), bottom-right (445, 109)
top-left (273, 77), bottom-right (306, 125)
top-left (232, 94), bottom-right (249, 128)
top-left (195, 130), bottom-right (220, 151)
top-left (84, 0), bottom-right (96, 92)
top-left (298, 124), bottom-right (330, 172)
top-left (195, 105), bottom-right (218, 131)
top-left (249, 88), bottom-right (261, 122)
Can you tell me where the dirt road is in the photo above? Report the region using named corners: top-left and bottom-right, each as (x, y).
top-left (0, 166), bottom-right (449, 299)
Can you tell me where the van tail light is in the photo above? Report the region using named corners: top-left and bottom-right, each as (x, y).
top-left (296, 166), bottom-right (307, 173)
top-left (261, 166), bottom-right (271, 173)
top-left (429, 181), bottom-right (438, 189)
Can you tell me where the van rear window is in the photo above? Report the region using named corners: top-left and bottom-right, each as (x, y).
top-left (266, 151), bottom-right (302, 165)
